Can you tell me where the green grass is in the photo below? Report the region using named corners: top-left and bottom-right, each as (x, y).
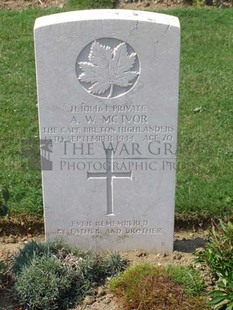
top-left (67, 0), bottom-right (116, 9)
top-left (172, 9), bottom-right (233, 220)
top-left (109, 263), bottom-right (208, 309)
top-left (0, 7), bottom-right (232, 221)
top-left (165, 264), bottom-right (205, 296)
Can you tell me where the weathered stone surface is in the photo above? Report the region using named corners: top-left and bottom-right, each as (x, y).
top-left (34, 9), bottom-right (180, 253)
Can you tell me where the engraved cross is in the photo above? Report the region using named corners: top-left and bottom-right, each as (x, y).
top-left (87, 149), bottom-right (132, 216)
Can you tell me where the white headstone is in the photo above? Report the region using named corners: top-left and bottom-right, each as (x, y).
top-left (34, 9), bottom-right (180, 253)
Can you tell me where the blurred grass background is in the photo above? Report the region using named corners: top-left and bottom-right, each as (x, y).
top-left (0, 5), bottom-right (232, 225)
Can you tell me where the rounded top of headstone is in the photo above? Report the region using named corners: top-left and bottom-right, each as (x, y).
top-left (34, 10), bottom-right (180, 30)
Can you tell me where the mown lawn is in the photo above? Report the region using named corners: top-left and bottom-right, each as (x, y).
top-left (0, 6), bottom-right (232, 222)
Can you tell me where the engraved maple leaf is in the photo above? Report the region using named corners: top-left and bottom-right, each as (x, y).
top-left (78, 41), bottom-right (139, 98)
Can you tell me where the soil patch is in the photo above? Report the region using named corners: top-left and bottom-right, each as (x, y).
top-left (0, 230), bottom-right (210, 310)
top-left (0, 0), bottom-right (66, 10)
